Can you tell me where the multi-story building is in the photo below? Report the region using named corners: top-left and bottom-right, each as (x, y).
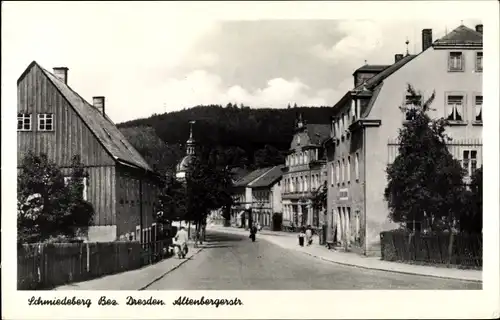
top-left (281, 115), bottom-right (330, 231)
top-left (324, 24), bottom-right (483, 256)
top-left (17, 61), bottom-right (163, 242)
top-left (230, 167), bottom-right (271, 228)
top-left (248, 165), bottom-right (284, 230)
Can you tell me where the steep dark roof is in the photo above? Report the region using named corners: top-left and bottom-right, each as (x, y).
top-left (233, 167), bottom-right (272, 187)
top-left (353, 64), bottom-right (390, 74)
top-left (354, 54), bottom-right (417, 91)
top-left (230, 167), bottom-right (250, 182)
top-left (306, 124), bottom-right (330, 145)
top-left (433, 25), bottom-right (483, 47)
top-left (23, 61), bottom-right (153, 172)
top-left (248, 165), bottom-right (284, 188)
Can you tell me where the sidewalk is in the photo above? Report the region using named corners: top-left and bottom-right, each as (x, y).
top-left (54, 246), bottom-right (203, 290)
top-left (208, 225), bottom-right (482, 283)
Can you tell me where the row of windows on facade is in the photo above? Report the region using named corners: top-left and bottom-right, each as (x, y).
top-left (330, 92), bottom-right (483, 139)
top-left (283, 173), bottom-right (323, 193)
top-left (405, 94), bottom-right (482, 122)
top-left (285, 149), bottom-right (319, 167)
top-left (448, 51), bottom-right (482, 73)
top-left (18, 113), bottom-right (54, 131)
top-left (330, 153), bottom-right (361, 186)
top-left (253, 190), bottom-right (270, 202)
top-left (252, 211), bottom-right (272, 226)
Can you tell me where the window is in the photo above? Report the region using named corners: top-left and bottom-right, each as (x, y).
top-left (336, 161), bottom-right (340, 184)
top-left (463, 150), bottom-right (478, 177)
top-left (474, 95), bottom-right (483, 122)
top-left (341, 159), bottom-right (345, 183)
top-left (38, 113), bottom-right (54, 131)
top-left (17, 113), bottom-right (32, 131)
top-left (355, 153), bottom-right (360, 181)
top-left (304, 177), bottom-right (308, 191)
top-left (330, 163), bottom-right (335, 185)
top-left (404, 95), bottom-right (422, 121)
top-left (351, 99), bottom-right (358, 122)
top-left (475, 52), bottom-right (483, 72)
top-left (347, 156), bottom-right (351, 182)
top-left (446, 95), bottom-right (464, 122)
top-left (448, 52), bottom-right (464, 72)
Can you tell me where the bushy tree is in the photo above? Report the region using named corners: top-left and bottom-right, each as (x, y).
top-left (312, 180), bottom-right (328, 223)
top-left (384, 85), bottom-right (466, 232)
top-left (17, 153), bottom-right (94, 243)
top-left (460, 166), bottom-right (483, 233)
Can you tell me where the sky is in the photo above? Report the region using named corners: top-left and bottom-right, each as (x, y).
top-left (2, 2), bottom-right (482, 123)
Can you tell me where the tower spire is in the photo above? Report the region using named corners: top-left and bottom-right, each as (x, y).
top-left (405, 38), bottom-right (410, 56)
top-left (186, 120), bottom-right (196, 155)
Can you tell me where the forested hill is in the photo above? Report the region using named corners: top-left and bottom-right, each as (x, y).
top-left (118, 104), bottom-right (334, 174)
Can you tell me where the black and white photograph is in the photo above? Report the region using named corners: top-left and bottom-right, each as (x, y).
top-left (2, 1), bottom-right (499, 319)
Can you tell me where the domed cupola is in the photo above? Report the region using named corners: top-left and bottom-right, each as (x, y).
top-left (175, 121), bottom-right (196, 181)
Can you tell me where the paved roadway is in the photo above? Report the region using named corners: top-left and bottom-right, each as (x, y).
top-left (145, 231), bottom-right (481, 290)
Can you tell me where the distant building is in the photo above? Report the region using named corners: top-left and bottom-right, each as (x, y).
top-left (281, 114), bottom-right (330, 231)
top-left (248, 165), bottom-right (284, 230)
top-left (324, 24), bottom-right (483, 256)
top-left (230, 167), bottom-right (274, 228)
top-left (17, 61), bottom-right (163, 242)
top-left (175, 121), bottom-right (196, 182)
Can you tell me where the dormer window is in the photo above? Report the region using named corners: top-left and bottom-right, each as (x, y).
top-left (448, 52), bottom-right (464, 72)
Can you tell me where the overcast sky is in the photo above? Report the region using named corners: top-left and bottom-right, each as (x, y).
top-left (2, 2), bottom-right (482, 123)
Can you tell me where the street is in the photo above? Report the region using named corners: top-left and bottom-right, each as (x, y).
top-left (145, 231), bottom-right (481, 290)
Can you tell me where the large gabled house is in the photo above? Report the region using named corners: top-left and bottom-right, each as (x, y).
top-left (17, 61), bottom-right (163, 242)
top-left (324, 24), bottom-right (483, 256)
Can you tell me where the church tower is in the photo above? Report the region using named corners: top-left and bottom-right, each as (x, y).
top-left (175, 121), bottom-right (197, 181)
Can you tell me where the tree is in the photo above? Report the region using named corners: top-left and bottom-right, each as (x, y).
top-left (312, 180), bottom-right (328, 222)
top-left (17, 153), bottom-right (94, 243)
top-left (460, 166), bottom-right (483, 234)
top-left (384, 84), bottom-right (466, 232)
top-left (253, 144), bottom-right (286, 168)
top-left (184, 155), bottom-right (233, 232)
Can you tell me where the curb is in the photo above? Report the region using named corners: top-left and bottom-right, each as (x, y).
top-left (139, 248), bottom-right (204, 290)
top-left (209, 227), bottom-right (482, 284)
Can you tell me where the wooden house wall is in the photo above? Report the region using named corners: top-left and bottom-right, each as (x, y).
top-left (17, 64), bottom-right (114, 167)
top-left (17, 64), bottom-right (117, 228)
top-left (115, 166), bottom-right (161, 239)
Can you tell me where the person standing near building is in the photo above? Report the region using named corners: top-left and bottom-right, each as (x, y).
top-left (298, 226), bottom-right (306, 247)
top-left (305, 225), bottom-right (313, 246)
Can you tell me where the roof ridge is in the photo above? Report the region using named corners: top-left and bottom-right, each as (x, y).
top-left (36, 64), bottom-right (153, 172)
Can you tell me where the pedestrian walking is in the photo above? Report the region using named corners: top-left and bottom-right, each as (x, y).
top-left (298, 226), bottom-right (305, 247)
top-left (305, 225), bottom-right (313, 246)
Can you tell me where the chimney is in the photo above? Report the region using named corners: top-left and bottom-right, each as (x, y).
top-left (475, 24), bottom-right (483, 34)
top-left (93, 96), bottom-right (105, 115)
top-left (394, 54), bottom-right (404, 63)
top-left (422, 29), bottom-right (433, 52)
top-left (53, 67), bottom-right (68, 84)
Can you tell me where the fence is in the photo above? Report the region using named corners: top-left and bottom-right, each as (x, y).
top-left (17, 238), bottom-right (173, 290)
top-left (380, 231), bottom-right (482, 269)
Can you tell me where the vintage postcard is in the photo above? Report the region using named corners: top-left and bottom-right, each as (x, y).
top-left (2, 1), bottom-right (499, 319)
